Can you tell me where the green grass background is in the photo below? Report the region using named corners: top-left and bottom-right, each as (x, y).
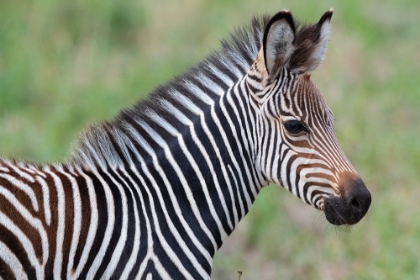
top-left (1, 0), bottom-right (419, 279)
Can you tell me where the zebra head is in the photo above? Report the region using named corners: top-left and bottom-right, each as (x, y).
top-left (248, 10), bottom-right (371, 225)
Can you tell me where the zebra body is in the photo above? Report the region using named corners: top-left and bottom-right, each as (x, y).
top-left (0, 10), bottom-right (371, 279)
top-left (0, 160), bottom-right (224, 279)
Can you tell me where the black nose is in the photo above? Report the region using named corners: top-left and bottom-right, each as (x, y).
top-left (324, 177), bottom-right (371, 225)
top-left (347, 178), bottom-right (371, 215)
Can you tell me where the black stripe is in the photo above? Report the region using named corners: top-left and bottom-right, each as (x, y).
top-left (0, 218), bottom-right (36, 278)
top-left (78, 170), bottom-right (109, 278)
top-left (0, 257), bottom-right (15, 279)
top-left (93, 169), bottom-right (124, 279)
top-left (109, 168), bottom-right (138, 276)
top-left (71, 169), bottom-right (92, 270)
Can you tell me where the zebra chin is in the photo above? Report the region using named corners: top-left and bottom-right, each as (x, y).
top-left (323, 176), bottom-right (372, 226)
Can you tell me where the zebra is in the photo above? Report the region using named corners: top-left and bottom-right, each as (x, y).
top-left (0, 9), bottom-right (371, 279)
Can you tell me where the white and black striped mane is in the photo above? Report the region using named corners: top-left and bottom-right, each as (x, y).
top-left (70, 16), bottom-right (271, 167)
top-left (70, 14), bottom-right (319, 168)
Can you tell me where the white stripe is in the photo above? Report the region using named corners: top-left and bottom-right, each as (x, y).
top-left (179, 82), bottom-right (213, 105)
top-left (7, 164), bottom-right (35, 183)
top-left (219, 57), bottom-right (242, 79)
top-left (227, 164), bottom-right (244, 219)
top-left (101, 167), bottom-right (130, 278)
top-left (35, 176), bottom-right (51, 226)
top-left (0, 166), bottom-right (10, 173)
top-left (0, 241), bottom-right (28, 280)
top-left (307, 185), bottom-right (336, 200)
top-left (279, 149), bottom-right (297, 192)
top-left (53, 166), bottom-right (82, 280)
top-left (86, 140), bottom-right (107, 170)
top-left (72, 166), bottom-right (99, 279)
top-left (238, 81), bottom-right (258, 162)
top-left (0, 213), bottom-right (43, 279)
top-left (96, 129), bottom-right (123, 169)
top-left (228, 50), bottom-right (249, 72)
top-left (152, 254), bottom-right (178, 280)
top-left (206, 63), bottom-right (234, 88)
top-left (196, 72), bottom-right (225, 96)
top-left (118, 168), bottom-right (142, 279)
top-left (42, 166), bottom-right (65, 279)
top-left (16, 163), bottom-right (36, 175)
top-left (28, 164), bottom-right (47, 178)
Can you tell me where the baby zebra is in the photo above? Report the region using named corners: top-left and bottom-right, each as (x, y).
top-left (0, 9), bottom-right (371, 279)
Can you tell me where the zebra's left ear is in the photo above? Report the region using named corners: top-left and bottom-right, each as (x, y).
top-left (289, 9), bottom-right (333, 73)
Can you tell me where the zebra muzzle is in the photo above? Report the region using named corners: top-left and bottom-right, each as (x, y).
top-left (323, 176), bottom-right (371, 225)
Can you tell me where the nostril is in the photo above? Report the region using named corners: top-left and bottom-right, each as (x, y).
top-left (349, 197), bottom-right (363, 213)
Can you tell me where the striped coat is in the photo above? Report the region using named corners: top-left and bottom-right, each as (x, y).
top-left (0, 9), bottom-right (370, 279)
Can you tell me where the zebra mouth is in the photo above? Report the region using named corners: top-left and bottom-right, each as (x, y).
top-left (323, 195), bottom-right (369, 226)
top-left (323, 198), bottom-right (348, 225)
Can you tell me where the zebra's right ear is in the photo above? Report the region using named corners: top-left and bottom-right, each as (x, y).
top-left (262, 10), bottom-right (296, 78)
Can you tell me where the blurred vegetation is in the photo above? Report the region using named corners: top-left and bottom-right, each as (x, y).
top-left (1, 0), bottom-right (420, 279)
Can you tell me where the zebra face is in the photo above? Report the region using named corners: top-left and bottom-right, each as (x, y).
top-left (248, 10), bottom-right (371, 225)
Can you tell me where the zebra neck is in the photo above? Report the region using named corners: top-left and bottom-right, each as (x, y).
top-left (69, 16), bottom-right (271, 255)
top-left (70, 77), bottom-right (265, 255)
top-left (120, 79), bottom-right (264, 253)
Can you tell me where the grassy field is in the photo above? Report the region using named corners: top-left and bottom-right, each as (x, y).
top-left (1, 0), bottom-right (420, 279)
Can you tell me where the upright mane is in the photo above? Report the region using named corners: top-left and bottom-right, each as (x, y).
top-left (70, 15), bottom-right (271, 168)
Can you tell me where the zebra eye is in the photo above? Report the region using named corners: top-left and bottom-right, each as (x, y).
top-left (283, 120), bottom-right (309, 134)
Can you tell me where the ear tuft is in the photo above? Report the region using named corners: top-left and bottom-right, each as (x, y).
top-left (309, 9), bottom-right (333, 71)
top-left (319, 8), bottom-right (333, 25)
